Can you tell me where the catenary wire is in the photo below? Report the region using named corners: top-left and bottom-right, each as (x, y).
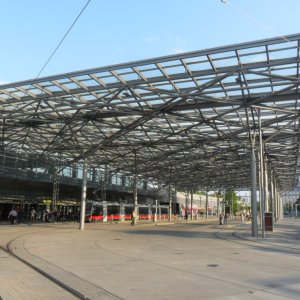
top-left (221, 0), bottom-right (291, 43)
top-left (36, 0), bottom-right (92, 79)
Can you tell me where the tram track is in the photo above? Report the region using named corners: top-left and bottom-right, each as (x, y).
top-left (127, 225), bottom-right (300, 274)
top-left (0, 245), bottom-right (83, 299)
top-left (93, 228), bottom-right (297, 299)
top-left (1, 223), bottom-right (299, 299)
top-left (0, 230), bottom-right (87, 300)
top-left (0, 230), bottom-right (123, 300)
top-left (215, 229), bottom-right (300, 256)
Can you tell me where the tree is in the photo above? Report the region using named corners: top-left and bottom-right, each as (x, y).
top-left (224, 189), bottom-right (238, 214)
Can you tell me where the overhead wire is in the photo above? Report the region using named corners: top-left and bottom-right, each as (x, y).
top-left (36, 0), bottom-right (92, 79)
top-left (221, 0), bottom-right (291, 43)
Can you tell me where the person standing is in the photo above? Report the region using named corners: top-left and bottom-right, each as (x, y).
top-left (224, 212), bottom-right (228, 226)
top-left (220, 212), bottom-right (224, 225)
top-left (30, 207), bottom-right (36, 223)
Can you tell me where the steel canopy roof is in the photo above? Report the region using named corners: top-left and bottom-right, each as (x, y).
top-left (1, 33), bottom-right (300, 191)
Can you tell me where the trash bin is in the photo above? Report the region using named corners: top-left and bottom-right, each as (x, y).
top-left (264, 212), bottom-right (273, 231)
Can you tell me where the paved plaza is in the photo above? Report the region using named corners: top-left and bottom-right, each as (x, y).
top-left (0, 218), bottom-right (300, 300)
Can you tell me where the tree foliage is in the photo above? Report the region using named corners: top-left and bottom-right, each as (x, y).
top-left (224, 189), bottom-right (238, 214)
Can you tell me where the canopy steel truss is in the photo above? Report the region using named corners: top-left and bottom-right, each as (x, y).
top-left (1, 33), bottom-right (300, 192)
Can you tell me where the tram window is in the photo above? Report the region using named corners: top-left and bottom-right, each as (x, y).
top-left (161, 207), bottom-right (168, 214)
top-left (107, 205), bottom-right (119, 215)
top-left (93, 206), bottom-right (103, 215)
top-left (138, 207), bottom-right (148, 214)
top-left (125, 207), bottom-right (133, 215)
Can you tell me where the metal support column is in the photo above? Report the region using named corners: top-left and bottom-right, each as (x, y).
top-left (273, 181), bottom-right (278, 222)
top-left (79, 159), bottom-right (88, 230)
top-left (264, 157), bottom-right (269, 212)
top-left (258, 109), bottom-right (265, 237)
top-left (205, 191), bottom-right (209, 219)
top-left (154, 199), bottom-right (158, 223)
top-left (190, 189), bottom-right (193, 220)
top-left (250, 146), bottom-right (258, 238)
top-left (168, 183), bottom-right (172, 222)
top-left (276, 185), bottom-right (280, 221)
top-left (185, 192), bottom-right (189, 219)
top-left (278, 193), bottom-right (283, 220)
top-left (258, 161), bottom-right (263, 229)
top-left (168, 166), bottom-right (173, 222)
top-left (101, 165), bottom-right (107, 202)
top-left (277, 192), bottom-right (281, 219)
top-left (51, 166), bottom-right (59, 213)
top-left (102, 165), bottom-right (108, 222)
top-left (231, 191), bottom-right (233, 216)
top-left (270, 169), bottom-right (274, 216)
top-left (133, 151), bottom-right (138, 225)
top-left (217, 193), bottom-right (220, 218)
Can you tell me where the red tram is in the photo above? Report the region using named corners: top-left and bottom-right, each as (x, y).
top-left (85, 200), bottom-right (169, 222)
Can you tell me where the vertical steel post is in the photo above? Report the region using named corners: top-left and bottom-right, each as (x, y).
top-left (278, 192), bottom-right (281, 219)
top-left (258, 109), bottom-right (265, 237)
top-left (185, 192), bottom-right (189, 220)
top-left (133, 150), bottom-right (138, 225)
top-left (168, 183), bottom-right (172, 222)
top-left (206, 191), bottom-right (209, 219)
top-left (264, 158), bottom-right (269, 212)
top-left (279, 193), bottom-right (283, 219)
top-left (217, 193), bottom-right (219, 218)
top-left (258, 160), bottom-right (263, 228)
top-left (276, 189), bottom-right (280, 221)
top-left (231, 191), bottom-right (233, 216)
top-left (79, 159), bottom-right (88, 230)
top-left (250, 146), bottom-right (258, 238)
top-left (273, 180), bottom-right (277, 222)
top-left (154, 199), bottom-right (158, 223)
top-left (270, 169), bottom-right (275, 217)
top-left (52, 166), bottom-right (59, 213)
top-left (168, 166), bottom-right (173, 222)
top-left (102, 165), bottom-right (107, 202)
top-left (102, 165), bottom-right (108, 222)
top-left (190, 189), bottom-right (193, 220)
top-left (276, 185), bottom-right (280, 221)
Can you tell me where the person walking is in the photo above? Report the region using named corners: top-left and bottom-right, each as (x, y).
top-left (131, 209), bottom-right (136, 226)
top-left (8, 208), bottom-right (18, 225)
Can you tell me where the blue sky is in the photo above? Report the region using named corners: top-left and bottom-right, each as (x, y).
top-left (1, 0), bottom-right (299, 83)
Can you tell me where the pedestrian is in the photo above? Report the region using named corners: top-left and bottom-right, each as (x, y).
top-left (131, 209), bottom-right (136, 226)
top-left (224, 212), bottom-right (228, 225)
top-left (8, 208), bottom-right (18, 225)
top-left (36, 209), bottom-right (42, 222)
top-left (74, 210), bottom-right (80, 222)
top-left (30, 207), bottom-right (36, 223)
top-left (57, 210), bottom-right (61, 222)
top-left (220, 212), bottom-right (224, 225)
top-left (184, 211), bottom-right (188, 220)
top-left (45, 209), bottom-right (50, 222)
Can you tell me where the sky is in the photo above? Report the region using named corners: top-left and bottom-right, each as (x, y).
top-left (0, 0), bottom-right (300, 84)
